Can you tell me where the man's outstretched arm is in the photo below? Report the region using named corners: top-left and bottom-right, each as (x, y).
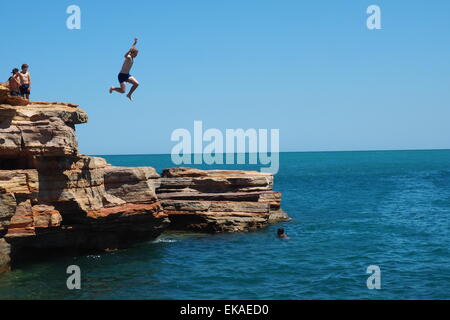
top-left (124, 38), bottom-right (138, 58)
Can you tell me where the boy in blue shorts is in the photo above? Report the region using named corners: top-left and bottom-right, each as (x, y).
top-left (110, 38), bottom-right (140, 101)
top-left (18, 64), bottom-right (31, 100)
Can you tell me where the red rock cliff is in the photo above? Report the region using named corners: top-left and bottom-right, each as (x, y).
top-left (0, 86), bottom-right (168, 273)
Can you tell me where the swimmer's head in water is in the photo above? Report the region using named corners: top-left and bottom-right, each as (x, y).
top-left (277, 228), bottom-right (285, 236)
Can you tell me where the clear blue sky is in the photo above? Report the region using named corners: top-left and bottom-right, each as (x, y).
top-left (1, 0), bottom-right (449, 155)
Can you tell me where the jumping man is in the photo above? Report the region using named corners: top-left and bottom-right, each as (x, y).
top-left (109, 38), bottom-right (140, 101)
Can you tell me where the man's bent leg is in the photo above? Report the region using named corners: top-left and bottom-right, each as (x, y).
top-left (126, 77), bottom-right (139, 100)
top-left (110, 82), bottom-right (127, 94)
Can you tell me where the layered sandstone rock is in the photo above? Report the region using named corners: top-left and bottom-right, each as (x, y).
top-left (0, 239), bottom-right (10, 273)
top-left (157, 167), bottom-right (289, 233)
top-left (0, 84), bottom-right (29, 107)
top-left (0, 100), bottom-right (168, 273)
top-left (2, 157), bottom-right (167, 245)
top-left (0, 101), bottom-right (86, 158)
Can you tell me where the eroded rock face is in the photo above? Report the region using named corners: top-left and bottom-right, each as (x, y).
top-left (0, 102), bottom-right (168, 273)
top-left (0, 157), bottom-right (169, 256)
top-left (0, 239), bottom-right (10, 273)
top-left (0, 84), bottom-right (29, 106)
top-left (2, 157), bottom-right (168, 245)
top-left (0, 102), bottom-right (87, 158)
top-left (157, 167), bottom-right (289, 233)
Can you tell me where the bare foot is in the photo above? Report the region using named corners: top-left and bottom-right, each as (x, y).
top-left (109, 87), bottom-right (113, 94)
top-left (126, 94), bottom-right (133, 101)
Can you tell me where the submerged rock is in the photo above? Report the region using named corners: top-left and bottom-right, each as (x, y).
top-left (157, 167), bottom-right (289, 233)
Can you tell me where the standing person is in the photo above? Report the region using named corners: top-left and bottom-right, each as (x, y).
top-left (109, 38), bottom-right (140, 101)
top-left (8, 68), bottom-right (21, 96)
top-left (18, 64), bottom-right (31, 100)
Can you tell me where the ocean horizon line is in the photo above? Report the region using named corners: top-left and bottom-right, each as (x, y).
top-left (90, 148), bottom-right (450, 157)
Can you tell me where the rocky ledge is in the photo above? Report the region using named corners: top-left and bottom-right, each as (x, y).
top-left (157, 167), bottom-right (289, 232)
top-left (0, 85), bottom-right (288, 273)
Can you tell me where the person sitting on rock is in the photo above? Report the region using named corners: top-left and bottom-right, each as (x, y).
top-left (18, 64), bottom-right (31, 100)
top-left (8, 68), bottom-right (21, 96)
top-left (109, 38), bottom-right (140, 101)
top-left (277, 228), bottom-right (289, 239)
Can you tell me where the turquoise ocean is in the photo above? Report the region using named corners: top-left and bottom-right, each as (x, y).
top-left (0, 150), bottom-right (449, 299)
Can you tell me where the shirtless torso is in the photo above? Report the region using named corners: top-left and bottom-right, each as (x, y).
top-left (19, 71), bottom-right (30, 85)
top-left (120, 55), bottom-right (134, 74)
